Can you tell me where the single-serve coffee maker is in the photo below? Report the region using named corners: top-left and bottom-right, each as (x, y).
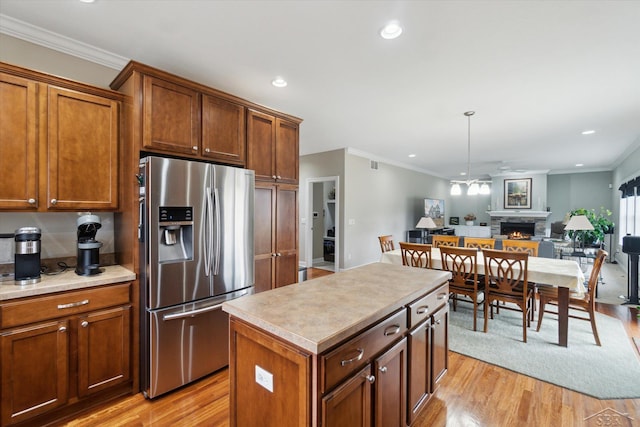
top-left (76, 214), bottom-right (103, 276)
top-left (14, 227), bottom-right (41, 285)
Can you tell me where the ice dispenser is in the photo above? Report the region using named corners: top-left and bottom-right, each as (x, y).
top-left (158, 207), bottom-right (193, 263)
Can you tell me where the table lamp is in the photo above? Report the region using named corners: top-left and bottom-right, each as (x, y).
top-left (564, 215), bottom-right (594, 252)
top-left (416, 217), bottom-right (438, 243)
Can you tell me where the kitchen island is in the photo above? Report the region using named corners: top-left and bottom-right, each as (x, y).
top-left (222, 262), bottom-right (451, 427)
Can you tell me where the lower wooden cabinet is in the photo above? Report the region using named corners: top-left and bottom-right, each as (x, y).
top-left (0, 283), bottom-right (132, 426)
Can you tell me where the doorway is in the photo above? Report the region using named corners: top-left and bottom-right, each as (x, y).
top-left (306, 177), bottom-right (340, 273)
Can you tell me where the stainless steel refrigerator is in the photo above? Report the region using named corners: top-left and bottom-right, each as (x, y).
top-left (138, 156), bottom-right (254, 399)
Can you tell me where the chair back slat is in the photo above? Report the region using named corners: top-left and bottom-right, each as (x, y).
top-left (399, 242), bottom-right (432, 268)
top-left (585, 249), bottom-right (608, 304)
top-left (440, 246), bottom-right (478, 286)
top-left (464, 237), bottom-right (496, 250)
top-left (431, 235), bottom-right (461, 248)
top-left (378, 235), bottom-right (395, 253)
top-left (483, 249), bottom-right (529, 297)
top-left (502, 239), bottom-right (539, 256)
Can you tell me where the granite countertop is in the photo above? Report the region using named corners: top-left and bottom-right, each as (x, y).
top-left (222, 262), bottom-right (451, 354)
top-left (0, 265), bottom-right (136, 301)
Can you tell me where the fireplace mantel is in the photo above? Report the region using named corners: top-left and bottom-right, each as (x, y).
top-left (487, 210), bottom-right (551, 218)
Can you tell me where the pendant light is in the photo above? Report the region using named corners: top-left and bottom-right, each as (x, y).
top-left (450, 111), bottom-right (491, 196)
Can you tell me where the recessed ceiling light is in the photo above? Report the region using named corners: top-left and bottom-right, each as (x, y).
top-left (79, 0), bottom-right (95, 3)
top-left (380, 21), bottom-right (403, 39)
top-left (408, 154), bottom-right (416, 158)
top-left (271, 77), bottom-right (287, 88)
top-left (460, 172), bottom-right (467, 176)
top-left (575, 163), bottom-right (584, 167)
top-left (581, 130), bottom-right (596, 135)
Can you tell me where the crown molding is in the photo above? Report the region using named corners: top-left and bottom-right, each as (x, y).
top-left (0, 14), bottom-right (128, 70)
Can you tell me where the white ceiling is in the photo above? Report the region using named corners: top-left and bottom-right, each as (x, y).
top-left (2, 0), bottom-right (639, 180)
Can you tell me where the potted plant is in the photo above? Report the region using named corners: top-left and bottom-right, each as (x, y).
top-left (567, 207), bottom-right (615, 247)
top-left (464, 213), bottom-right (476, 226)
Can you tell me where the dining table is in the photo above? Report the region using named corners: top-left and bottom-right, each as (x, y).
top-left (380, 247), bottom-right (587, 347)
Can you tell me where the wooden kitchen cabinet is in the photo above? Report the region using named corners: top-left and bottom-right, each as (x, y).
top-left (202, 93), bottom-right (246, 165)
top-left (0, 282), bottom-right (132, 426)
top-left (254, 182), bottom-right (298, 293)
top-left (247, 109), bottom-right (299, 184)
top-left (0, 62), bottom-right (122, 212)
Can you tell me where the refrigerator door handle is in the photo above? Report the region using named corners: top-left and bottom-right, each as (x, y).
top-left (213, 187), bottom-right (221, 275)
top-left (162, 303), bottom-right (223, 321)
top-left (205, 187), bottom-right (214, 276)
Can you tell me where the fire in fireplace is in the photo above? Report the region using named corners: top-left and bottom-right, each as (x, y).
top-left (501, 222), bottom-right (535, 240)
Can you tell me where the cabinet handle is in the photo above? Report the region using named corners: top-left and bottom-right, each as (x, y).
top-left (205, 148), bottom-right (210, 153)
top-left (383, 324), bottom-right (401, 336)
top-left (276, 253), bottom-right (282, 256)
top-left (436, 319), bottom-right (442, 325)
top-left (81, 320), bottom-right (89, 328)
top-left (28, 198), bottom-right (36, 204)
top-left (365, 374), bottom-right (376, 384)
top-left (379, 366), bottom-right (387, 373)
top-left (272, 175), bottom-right (277, 180)
top-left (271, 253), bottom-right (277, 257)
top-left (57, 299), bottom-right (89, 309)
top-left (340, 348), bottom-right (364, 366)
top-left (59, 326), bottom-right (67, 333)
top-left (276, 175), bottom-right (281, 180)
top-left (437, 292), bottom-right (448, 300)
top-left (192, 146), bottom-right (198, 150)
top-left (50, 199), bottom-right (57, 205)
top-left (416, 305), bottom-right (429, 314)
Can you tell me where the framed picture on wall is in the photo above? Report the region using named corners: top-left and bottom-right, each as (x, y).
top-left (424, 198), bottom-right (445, 227)
top-left (504, 178), bottom-right (532, 209)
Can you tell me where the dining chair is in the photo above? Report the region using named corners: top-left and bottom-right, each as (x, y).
top-left (536, 249), bottom-right (608, 346)
top-left (431, 235), bottom-right (461, 248)
top-left (399, 242), bottom-right (433, 268)
top-left (464, 237), bottom-right (495, 250)
top-left (483, 249), bottom-right (533, 343)
top-left (440, 246), bottom-right (484, 331)
top-left (502, 239), bottom-right (539, 256)
top-left (378, 235), bottom-right (395, 253)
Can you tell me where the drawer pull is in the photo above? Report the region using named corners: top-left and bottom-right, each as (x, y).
top-left (416, 305), bottom-right (429, 314)
top-left (340, 348), bottom-right (364, 366)
top-left (383, 325), bottom-right (401, 336)
top-left (59, 326), bottom-right (67, 333)
top-left (57, 299), bottom-right (89, 309)
top-left (81, 320), bottom-right (89, 328)
top-left (365, 374), bottom-right (376, 384)
top-left (437, 292), bottom-right (448, 300)
top-left (379, 366), bottom-right (387, 373)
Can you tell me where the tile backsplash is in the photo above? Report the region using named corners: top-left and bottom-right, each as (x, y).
top-left (0, 212), bottom-right (115, 264)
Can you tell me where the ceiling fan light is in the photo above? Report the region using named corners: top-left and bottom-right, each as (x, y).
top-left (467, 182), bottom-right (480, 196)
top-left (450, 183), bottom-right (462, 196)
top-left (479, 183), bottom-right (491, 195)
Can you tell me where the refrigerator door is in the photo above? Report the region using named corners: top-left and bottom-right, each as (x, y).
top-left (144, 291), bottom-right (248, 399)
top-left (143, 156), bottom-right (212, 309)
top-left (211, 164), bottom-right (255, 296)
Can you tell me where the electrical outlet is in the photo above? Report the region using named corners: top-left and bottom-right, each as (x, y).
top-left (255, 365), bottom-right (273, 393)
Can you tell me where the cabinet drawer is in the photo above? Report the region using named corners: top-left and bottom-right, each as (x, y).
top-left (0, 283), bottom-right (131, 329)
top-left (407, 283), bottom-right (449, 329)
top-left (320, 309), bottom-right (406, 393)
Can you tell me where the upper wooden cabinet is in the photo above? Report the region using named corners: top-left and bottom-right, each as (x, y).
top-left (247, 109), bottom-right (299, 184)
top-left (202, 93), bottom-right (246, 164)
top-left (0, 62), bottom-right (122, 212)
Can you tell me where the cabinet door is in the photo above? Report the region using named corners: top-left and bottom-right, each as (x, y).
top-left (0, 73), bottom-right (39, 210)
top-left (274, 118), bottom-right (299, 184)
top-left (274, 184), bottom-right (298, 288)
top-left (202, 94), bottom-right (246, 165)
top-left (77, 305), bottom-right (131, 397)
top-left (322, 364), bottom-right (373, 427)
top-left (247, 109), bottom-right (275, 181)
top-left (46, 86), bottom-right (119, 210)
top-left (142, 75), bottom-right (200, 155)
top-left (374, 338), bottom-right (407, 427)
top-left (431, 305), bottom-right (449, 391)
top-left (407, 319), bottom-right (431, 425)
top-left (0, 320), bottom-right (69, 426)
top-left (254, 183), bottom-right (276, 293)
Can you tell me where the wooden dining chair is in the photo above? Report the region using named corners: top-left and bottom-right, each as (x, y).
top-left (502, 239), bottom-right (539, 256)
top-left (431, 235), bottom-right (461, 248)
top-left (399, 242), bottom-right (433, 268)
top-left (483, 249), bottom-right (533, 343)
top-left (536, 249), bottom-right (608, 346)
top-left (440, 246), bottom-right (484, 331)
top-left (378, 235), bottom-right (395, 253)
top-left (464, 237), bottom-right (495, 250)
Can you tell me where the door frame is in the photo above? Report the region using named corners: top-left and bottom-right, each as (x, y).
top-left (306, 176), bottom-right (340, 272)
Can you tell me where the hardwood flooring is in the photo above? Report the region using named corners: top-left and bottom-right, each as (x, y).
top-left (58, 286), bottom-right (640, 427)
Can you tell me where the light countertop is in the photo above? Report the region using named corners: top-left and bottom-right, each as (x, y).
top-left (222, 262), bottom-right (451, 354)
top-left (0, 265), bottom-right (136, 301)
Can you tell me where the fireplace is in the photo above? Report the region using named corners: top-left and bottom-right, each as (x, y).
top-left (500, 222), bottom-right (535, 240)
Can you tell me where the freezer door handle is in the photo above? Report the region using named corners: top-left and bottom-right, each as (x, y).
top-left (205, 186), bottom-right (214, 276)
top-left (162, 303), bottom-right (223, 321)
top-left (213, 187), bottom-right (221, 275)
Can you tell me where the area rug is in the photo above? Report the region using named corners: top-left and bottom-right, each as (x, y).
top-left (448, 304), bottom-right (640, 399)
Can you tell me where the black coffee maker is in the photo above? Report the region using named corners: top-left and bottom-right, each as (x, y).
top-left (75, 214), bottom-right (103, 276)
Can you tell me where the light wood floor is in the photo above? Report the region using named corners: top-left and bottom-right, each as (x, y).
top-left (59, 270), bottom-right (640, 427)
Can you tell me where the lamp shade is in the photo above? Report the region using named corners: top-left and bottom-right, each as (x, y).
top-left (450, 183), bottom-right (461, 195)
top-left (416, 216), bottom-right (437, 229)
top-left (564, 215), bottom-right (594, 231)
